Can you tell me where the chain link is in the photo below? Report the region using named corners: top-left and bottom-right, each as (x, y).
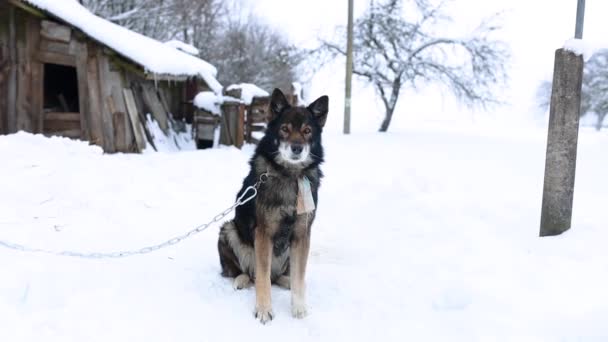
top-left (0, 173), bottom-right (269, 259)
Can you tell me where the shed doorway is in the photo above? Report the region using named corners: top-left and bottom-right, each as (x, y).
top-left (42, 63), bottom-right (81, 138)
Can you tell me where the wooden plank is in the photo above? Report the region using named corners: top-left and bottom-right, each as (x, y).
top-left (45, 112), bottom-right (80, 121)
top-left (143, 73), bottom-right (188, 82)
top-left (40, 39), bottom-right (71, 55)
top-left (37, 50), bottom-right (75, 66)
top-left (140, 82), bottom-right (169, 133)
top-left (40, 20), bottom-right (71, 43)
top-left (44, 129), bottom-right (80, 138)
top-left (96, 52), bottom-right (115, 152)
top-left (15, 14), bottom-right (36, 132)
top-left (220, 101), bottom-right (242, 147)
top-left (27, 16), bottom-right (43, 133)
top-left (112, 111), bottom-right (127, 152)
top-left (0, 7), bottom-right (9, 134)
top-left (6, 6), bottom-right (17, 133)
top-left (43, 118), bottom-right (80, 132)
top-left (106, 95), bottom-right (116, 115)
top-left (123, 88), bottom-right (146, 151)
top-left (85, 46), bottom-right (105, 147)
top-left (110, 85), bottom-right (133, 151)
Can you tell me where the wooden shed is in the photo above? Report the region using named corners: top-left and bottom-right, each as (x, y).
top-left (0, 0), bottom-right (222, 153)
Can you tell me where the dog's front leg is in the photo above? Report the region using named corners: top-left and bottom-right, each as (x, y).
top-left (254, 228), bottom-right (273, 324)
top-left (290, 218), bottom-right (311, 318)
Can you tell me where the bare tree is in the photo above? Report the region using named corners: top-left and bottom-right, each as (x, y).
top-left (210, 16), bottom-right (302, 91)
top-left (81, 0), bottom-right (225, 43)
top-left (320, 0), bottom-right (509, 132)
top-left (81, 0), bottom-right (302, 93)
top-left (537, 49), bottom-right (608, 131)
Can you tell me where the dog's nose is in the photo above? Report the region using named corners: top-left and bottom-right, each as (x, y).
top-left (291, 144), bottom-right (303, 155)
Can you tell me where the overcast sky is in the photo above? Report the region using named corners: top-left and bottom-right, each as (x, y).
top-left (247, 0), bottom-right (608, 132)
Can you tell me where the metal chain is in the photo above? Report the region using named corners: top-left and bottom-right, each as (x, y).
top-left (0, 173), bottom-right (268, 259)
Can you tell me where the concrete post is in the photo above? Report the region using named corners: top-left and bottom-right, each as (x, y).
top-left (539, 49), bottom-right (584, 237)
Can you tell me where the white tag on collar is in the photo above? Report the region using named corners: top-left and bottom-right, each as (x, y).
top-left (297, 176), bottom-right (315, 214)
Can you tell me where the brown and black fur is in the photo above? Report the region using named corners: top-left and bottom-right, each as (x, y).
top-left (218, 88), bottom-right (328, 324)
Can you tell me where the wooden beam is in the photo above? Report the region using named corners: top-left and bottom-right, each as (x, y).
top-left (112, 111), bottom-right (127, 152)
top-left (37, 50), bottom-right (76, 66)
top-left (7, 6), bottom-right (17, 132)
top-left (40, 20), bottom-right (71, 43)
top-left (143, 73), bottom-right (189, 82)
top-left (45, 112), bottom-right (80, 121)
top-left (141, 82), bottom-right (169, 134)
top-left (8, 0), bottom-right (46, 19)
top-left (85, 47), bottom-right (105, 147)
top-left (75, 39), bottom-right (90, 141)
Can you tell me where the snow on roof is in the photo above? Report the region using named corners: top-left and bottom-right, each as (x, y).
top-left (21, 0), bottom-right (222, 93)
top-left (193, 92), bottom-right (240, 115)
top-left (226, 83), bottom-right (269, 104)
top-left (164, 39), bottom-right (200, 56)
top-left (193, 92), bottom-right (222, 115)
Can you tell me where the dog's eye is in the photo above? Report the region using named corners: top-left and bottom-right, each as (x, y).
top-left (302, 127), bottom-right (312, 135)
top-left (281, 126), bottom-right (289, 133)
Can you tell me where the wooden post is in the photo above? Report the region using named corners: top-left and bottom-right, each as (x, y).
top-left (123, 88), bottom-right (146, 152)
top-left (343, 0), bottom-right (354, 135)
top-left (236, 103), bottom-right (245, 148)
top-left (539, 49), bottom-right (584, 237)
top-left (220, 101), bottom-right (236, 146)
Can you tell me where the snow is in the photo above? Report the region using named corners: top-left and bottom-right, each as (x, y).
top-left (226, 83), bottom-right (270, 104)
top-left (164, 39), bottom-right (200, 56)
top-left (145, 115), bottom-right (196, 152)
top-left (193, 91), bottom-right (240, 115)
top-left (193, 91), bottom-right (222, 115)
top-left (22, 0), bottom-right (222, 93)
top-left (563, 38), bottom-right (600, 60)
top-left (1, 126), bottom-right (608, 341)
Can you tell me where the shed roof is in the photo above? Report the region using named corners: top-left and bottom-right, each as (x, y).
top-left (17, 0), bottom-right (222, 92)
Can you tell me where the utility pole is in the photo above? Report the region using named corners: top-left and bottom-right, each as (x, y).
top-left (575, 0), bottom-right (585, 39)
top-left (539, 0), bottom-right (585, 237)
top-left (344, 0), bottom-right (354, 134)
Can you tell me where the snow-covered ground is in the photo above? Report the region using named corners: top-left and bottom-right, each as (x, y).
top-left (1, 127), bottom-right (607, 341)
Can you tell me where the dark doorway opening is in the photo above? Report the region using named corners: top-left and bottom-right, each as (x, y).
top-left (42, 63), bottom-right (81, 139)
top-left (43, 63), bottom-right (79, 113)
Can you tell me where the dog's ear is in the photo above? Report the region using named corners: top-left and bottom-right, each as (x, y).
top-left (307, 95), bottom-right (329, 128)
top-left (269, 88), bottom-right (290, 121)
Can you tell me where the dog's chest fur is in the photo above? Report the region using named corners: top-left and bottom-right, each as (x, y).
top-left (253, 157), bottom-right (320, 255)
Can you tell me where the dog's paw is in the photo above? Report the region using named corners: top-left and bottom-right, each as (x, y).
top-left (233, 274), bottom-right (252, 290)
top-left (254, 305), bottom-right (274, 324)
top-left (291, 302), bottom-right (308, 319)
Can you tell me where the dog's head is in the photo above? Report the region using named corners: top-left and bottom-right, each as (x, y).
top-left (260, 88), bottom-right (328, 169)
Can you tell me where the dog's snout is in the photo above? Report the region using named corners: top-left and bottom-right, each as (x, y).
top-left (291, 144), bottom-right (303, 155)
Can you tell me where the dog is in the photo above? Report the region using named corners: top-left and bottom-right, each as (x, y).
top-left (217, 88), bottom-right (328, 324)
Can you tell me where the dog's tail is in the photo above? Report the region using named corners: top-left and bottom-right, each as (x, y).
top-left (217, 220), bottom-right (241, 278)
